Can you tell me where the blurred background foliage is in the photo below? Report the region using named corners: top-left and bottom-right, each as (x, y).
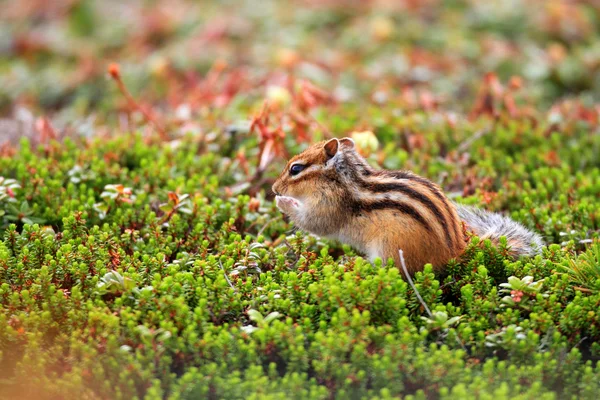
top-left (2, 0), bottom-right (600, 130)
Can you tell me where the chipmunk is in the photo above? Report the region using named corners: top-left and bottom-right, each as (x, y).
top-left (272, 137), bottom-right (543, 274)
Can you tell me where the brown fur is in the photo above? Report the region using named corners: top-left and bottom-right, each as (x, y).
top-left (272, 138), bottom-right (468, 274)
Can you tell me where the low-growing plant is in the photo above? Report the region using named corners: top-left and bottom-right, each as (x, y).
top-left (558, 241), bottom-right (600, 294)
top-left (0, 128), bottom-right (598, 399)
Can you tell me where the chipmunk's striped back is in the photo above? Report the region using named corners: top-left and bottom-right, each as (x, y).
top-left (272, 137), bottom-right (543, 274)
top-left (335, 145), bottom-right (465, 249)
top-left (329, 146), bottom-right (467, 270)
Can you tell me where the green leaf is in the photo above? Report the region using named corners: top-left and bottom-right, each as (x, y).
top-left (247, 309), bottom-right (264, 323)
top-left (263, 311), bottom-right (282, 324)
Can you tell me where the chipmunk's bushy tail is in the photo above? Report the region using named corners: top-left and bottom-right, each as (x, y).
top-left (455, 204), bottom-right (544, 257)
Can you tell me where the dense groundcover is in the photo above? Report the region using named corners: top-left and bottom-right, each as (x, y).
top-left (2, 1), bottom-right (600, 399)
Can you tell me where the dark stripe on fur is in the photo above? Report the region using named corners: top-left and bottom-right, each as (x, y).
top-left (378, 170), bottom-right (462, 246)
top-left (357, 179), bottom-right (453, 248)
top-left (337, 152), bottom-right (452, 245)
top-left (350, 198), bottom-right (433, 232)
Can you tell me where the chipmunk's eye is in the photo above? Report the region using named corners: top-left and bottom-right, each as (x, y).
top-left (289, 163), bottom-right (306, 176)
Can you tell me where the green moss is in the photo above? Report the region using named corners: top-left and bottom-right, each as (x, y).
top-left (0, 122), bottom-right (598, 398)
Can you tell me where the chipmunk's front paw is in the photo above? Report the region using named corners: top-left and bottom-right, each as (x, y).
top-left (275, 195), bottom-right (300, 214)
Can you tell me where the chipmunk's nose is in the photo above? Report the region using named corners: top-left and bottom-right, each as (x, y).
top-left (272, 180), bottom-right (281, 196)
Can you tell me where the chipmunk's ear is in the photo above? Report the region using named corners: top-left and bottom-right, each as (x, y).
top-left (323, 138), bottom-right (339, 159)
top-left (339, 137), bottom-right (355, 149)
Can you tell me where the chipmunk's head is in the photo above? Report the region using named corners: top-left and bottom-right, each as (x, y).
top-left (271, 137), bottom-right (357, 220)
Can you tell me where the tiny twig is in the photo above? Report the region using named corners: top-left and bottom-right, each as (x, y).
top-left (573, 286), bottom-right (593, 293)
top-left (398, 250), bottom-right (468, 352)
top-left (572, 336), bottom-right (588, 351)
top-left (256, 215), bottom-right (282, 237)
top-left (108, 63), bottom-right (168, 141)
top-left (280, 238), bottom-right (301, 269)
top-left (457, 127), bottom-right (491, 153)
top-left (36, 117), bottom-right (58, 143)
top-left (398, 249), bottom-right (432, 317)
top-left (451, 331), bottom-right (468, 353)
top-left (218, 260), bottom-right (237, 292)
